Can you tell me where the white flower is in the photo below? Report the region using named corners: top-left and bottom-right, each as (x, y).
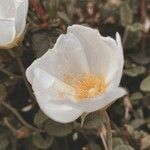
top-left (26, 25), bottom-right (127, 123)
top-left (0, 0), bottom-right (28, 49)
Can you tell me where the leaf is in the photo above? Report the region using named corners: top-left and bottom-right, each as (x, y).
top-left (130, 92), bottom-right (143, 105)
top-left (120, 1), bottom-right (133, 26)
top-left (128, 53), bottom-right (150, 65)
top-left (32, 31), bottom-right (53, 58)
top-left (113, 138), bottom-right (124, 148)
top-left (32, 133), bottom-right (53, 149)
top-left (125, 125), bottom-right (135, 136)
top-left (0, 84), bottom-right (7, 102)
top-left (130, 119), bottom-right (146, 129)
top-left (130, 92), bottom-right (143, 101)
top-left (0, 134), bottom-right (9, 150)
top-left (141, 135), bottom-right (150, 149)
top-left (114, 145), bottom-right (134, 150)
top-left (44, 119), bottom-right (73, 137)
top-left (32, 29), bottom-right (60, 58)
top-left (88, 142), bottom-right (102, 150)
top-left (57, 11), bottom-right (71, 25)
top-left (34, 110), bottom-right (49, 126)
top-left (140, 75), bottom-right (150, 92)
top-left (83, 111), bottom-right (104, 129)
top-left (123, 23), bottom-right (143, 49)
top-left (124, 65), bottom-right (146, 77)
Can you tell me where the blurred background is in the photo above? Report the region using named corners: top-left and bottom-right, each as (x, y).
top-left (0, 0), bottom-right (150, 150)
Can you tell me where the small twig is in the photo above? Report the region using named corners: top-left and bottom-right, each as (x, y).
top-left (7, 49), bottom-right (36, 104)
top-left (122, 26), bottom-right (129, 49)
top-left (99, 130), bottom-right (108, 150)
top-left (0, 68), bottom-right (22, 80)
top-left (140, 0), bottom-right (146, 23)
top-left (1, 101), bottom-right (44, 132)
top-left (103, 110), bottom-right (112, 150)
top-left (3, 117), bottom-right (18, 134)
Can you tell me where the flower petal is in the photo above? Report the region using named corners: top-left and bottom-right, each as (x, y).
top-left (32, 71), bottom-right (83, 123)
top-left (68, 25), bottom-right (123, 84)
top-left (0, 0), bottom-right (16, 18)
top-left (26, 33), bottom-right (90, 85)
top-left (63, 87), bottom-right (127, 112)
top-left (32, 68), bottom-right (76, 99)
top-left (0, 18), bottom-right (16, 47)
top-left (111, 33), bottom-right (124, 86)
top-left (15, 0), bottom-right (28, 38)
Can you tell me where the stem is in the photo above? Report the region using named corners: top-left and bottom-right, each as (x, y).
top-left (122, 26), bottom-right (129, 48)
top-left (3, 117), bottom-right (18, 134)
top-left (7, 49), bottom-right (36, 104)
top-left (99, 129), bottom-right (108, 150)
top-left (1, 101), bottom-right (44, 132)
top-left (103, 110), bottom-right (112, 150)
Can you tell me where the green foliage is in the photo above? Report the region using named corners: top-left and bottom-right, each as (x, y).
top-left (123, 23), bottom-right (143, 49)
top-left (83, 111), bottom-right (104, 129)
top-left (140, 75), bottom-right (150, 92)
top-left (0, 0), bottom-right (149, 149)
top-left (114, 145), bottom-right (134, 150)
top-left (88, 142), bottom-right (102, 150)
top-left (34, 110), bottom-right (49, 126)
top-left (0, 134), bottom-right (9, 150)
top-left (124, 65), bottom-right (146, 77)
top-left (120, 1), bottom-right (133, 26)
top-left (44, 119), bottom-right (73, 137)
top-left (32, 133), bottom-right (53, 149)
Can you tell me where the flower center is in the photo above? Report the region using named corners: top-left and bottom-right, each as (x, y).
top-left (75, 74), bottom-right (107, 101)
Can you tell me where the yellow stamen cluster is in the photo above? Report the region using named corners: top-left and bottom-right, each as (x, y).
top-left (75, 74), bottom-right (107, 101)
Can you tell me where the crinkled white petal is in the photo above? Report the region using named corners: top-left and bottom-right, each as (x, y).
top-left (108, 33), bottom-right (124, 87)
top-left (68, 25), bottom-right (123, 85)
top-left (0, 0), bottom-right (16, 18)
top-left (0, 18), bottom-right (16, 47)
top-left (32, 69), bottom-right (83, 123)
top-left (15, 0), bottom-right (28, 38)
top-left (33, 68), bottom-right (75, 99)
top-left (64, 87), bottom-right (127, 112)
top-left (26, 32), bottom-right (90, 85)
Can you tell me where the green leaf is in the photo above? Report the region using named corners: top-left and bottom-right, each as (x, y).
top-left (120, 1), bottom-right (133, 26)
top-left (130, 119), bottom-right (146, 129)
top-left (88, 142), bottom-right (102, 150)
top-left (130, 92), bottom-right (143, 105)
top-left (0, 84), bottom-right (7, 102)
top-left (114, 144), bottom-right (134, 150)
top-left (141, 135), bottom-right (150, 149)
top-left (140, 75), bottom-right (150, 92)
top-left (44, 119), bottom-right (73, 137)
top-left (32, 31), bottom-right (52, 58)
top-left (34, 110), bottom-right (49, 126)
top-left (83, 111), bottom-right (104, 129)
top-left (113, 138), bottom-right (124, 148)
top-left (125, 125), bottom-right (135, 136)
top-left (128, 53), bottom-right (150, 65)
top-left (123, 23), bottom-right (143, 49)
top-left (32, 30), bottom-right (60, 58)
top-left (32, 133), bottom-right (53, 149)
top-left (124, 65), bottom-right (146, 77)
top-left (0, 134), bottom-right (9, 150)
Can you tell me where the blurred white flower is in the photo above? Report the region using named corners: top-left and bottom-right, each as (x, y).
top-left (0, 0), bottom-right (28, 49)
top-left (26, 25), bottom-right (127, 123)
